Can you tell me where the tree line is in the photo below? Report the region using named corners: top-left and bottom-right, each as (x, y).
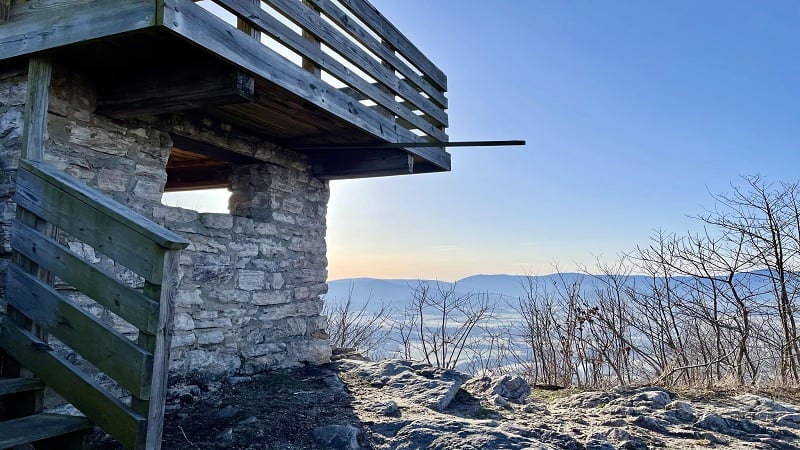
top-left (326, 176), bottom-right (800, 388)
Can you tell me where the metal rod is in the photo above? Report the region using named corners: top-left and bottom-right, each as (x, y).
top-left (293, 140), bottom-right (526, 151)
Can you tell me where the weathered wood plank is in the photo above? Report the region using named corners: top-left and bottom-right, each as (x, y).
top-left (20, 57), bottom-right (50, 161)
top-left (11, 220), bottom-right (161, 335)
top-left (334, 0), bottom-right (447, 91)
top-left (141, 250), bottom-right (181, 450)
top-left (0, 0), bottom-right (156, 61)
top-left (214, 0), bottom-right (447, 141)
top-left (166, 163), bottom-right (232, 191)
top-left (0, 377), bottom-right (44, 396)
top-left (97, 64), bottom-right (255, 118)
top-left (19, 160), bottom-right (188, 250)
top-left (313, 150), bottom-right (413, 179)
top-left (305, 0), bottom-right (447, 108)
top-left (0, 320), bottom-right (147, 450)
top-left (161, 0), bottom-right (450, 170)
top-left (262, 0), bottom-right (448, 126)
top-left (170, 134), bottom-right (261, 165)
top-left (300, 0), bottom-right (322, 77)
top-left (15, 161), bottom-right (188, 283)
top-left (0, 413), bottom-right (92, 449)
top-left (6, 263), bottom-right (154, 399)
top-left (15, 172), bottom-right (166, 283)
top-left (0, 0), bottom-right (9, 22)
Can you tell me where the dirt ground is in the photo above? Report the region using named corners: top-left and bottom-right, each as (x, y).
top-left (87, 361), bottom-right (800, 450)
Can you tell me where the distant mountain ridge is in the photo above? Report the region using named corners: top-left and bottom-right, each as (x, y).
top-left (325, 273), bottom-right (593, 309)
top-left (324, 271), bottom-right (780, 310)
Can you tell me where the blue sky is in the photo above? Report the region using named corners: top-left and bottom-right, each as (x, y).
top-left (167, 1), bottom-right (800, 281)
top-left (326, 1), bottom-right (800, 280)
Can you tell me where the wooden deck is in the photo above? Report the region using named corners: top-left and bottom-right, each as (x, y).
top-left (0, 0), bottom-right (451, 179)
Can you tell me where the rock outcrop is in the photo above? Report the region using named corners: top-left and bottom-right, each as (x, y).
top-left (145, 358), bottom-right (800, 449)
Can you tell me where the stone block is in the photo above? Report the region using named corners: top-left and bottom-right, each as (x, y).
top-left (201, 213), bottom-right (234, 229)
top-left (174, 313), bottom-right (195, 331)
top-left (197, 330), bottom-right (226, 345)
top-left (172, 332), bottom-right (197, 348)
top-left (252, 290), bottom-right (291, 305)
top-left (183, 349), bottom-right (241, 376)
top-left (271, 272), bottom-right (285, 289)
top-left (241, 342), bottom-right (287, 358)
top-left (238, 270), bottom-right (265, 291)
top-left (194, 318), bottom-right (232, 329)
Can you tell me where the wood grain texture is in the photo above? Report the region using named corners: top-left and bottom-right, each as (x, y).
top-left (0, 0), bottom-right (9, 22)
top-left (305, 0), bottom-right (447, 108)
top-left (19, 160), bottom-right (189, 250)
top-left (215, 0), bottom-right (447, 141)
top-left (15, 170), bottom-right (167, 283)
top-left (161, 0), bottom-right (450, 170)
top-left (142, 250), bottom-right (181, 450)
top-left (11, 220), bottom-right (162, 335)
top-left (0, 413), bottom-right (92, 449)
top-left (0, 377), bottom-right (44, 396)
top-left (6, 263), bottom-right (154, 399)
top-left (97, 64), bottom-right (255, 118)
top-left (0, 321), bottom-right (147, 450)
top-left (313, 150), bottom-right (413, 179)
top-left (333, 0), bottom-right (446, 91)
top-left (21, 57), bottom-right (51, 162)
top-left (0, 0), bottom-right (156, 60)
top-left (263, 0), bottom-right (447, 126)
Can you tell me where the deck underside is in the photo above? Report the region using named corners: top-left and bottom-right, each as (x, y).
top-left (0, 0), bottom-right (451, 179)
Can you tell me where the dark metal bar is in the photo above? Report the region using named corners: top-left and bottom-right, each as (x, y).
top-left (292, 140), bottom-right (525, 151)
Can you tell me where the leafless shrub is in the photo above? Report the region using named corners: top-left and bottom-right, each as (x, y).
top-left (323, 283), bottom-right (393, 359)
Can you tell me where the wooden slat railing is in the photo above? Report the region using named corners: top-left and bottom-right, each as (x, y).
top-left (206, 0), bottom-right (448, 143)
top-left (0, 159), bottom-right (189, 450)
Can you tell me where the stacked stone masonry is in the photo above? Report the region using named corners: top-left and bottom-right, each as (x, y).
top-left (0, 62), bottom-right (332, 378)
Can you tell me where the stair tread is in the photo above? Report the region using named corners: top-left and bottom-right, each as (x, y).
top-left (0, 377), bottom-right (44, 396)
top-left (0, 413), bottom-right (92, 448)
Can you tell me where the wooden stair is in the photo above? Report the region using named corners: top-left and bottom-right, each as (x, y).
top-left (0, 159), bottom-right (189, 449)
top-left (0, 413), bottom-right (92, 449)
top-left (0, 377), bottom-right (92, 449)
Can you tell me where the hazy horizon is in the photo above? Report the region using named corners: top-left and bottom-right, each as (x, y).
top-left (165, 1), bottom-right (800, 281)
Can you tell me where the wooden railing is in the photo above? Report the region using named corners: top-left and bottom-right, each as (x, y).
top-left (205, 0), bottom-right (448, 143)
top-left (0, 159), bottom-right (189, 450)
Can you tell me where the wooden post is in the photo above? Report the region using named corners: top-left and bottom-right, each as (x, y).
top-left (0, 55), bottom-right (53, 414)
top-left (377, 39), bottom-right (395, 119)
top-left (21, 56), bottom-right (52, 162)
top-left (237, 0), bottom-right (261, 40)
top-left (301, 0), bottom-right (321, 78)
top-left (131, 250), bottom-right (180, 450)
top-left (0, 0), bottom-right (10, 22)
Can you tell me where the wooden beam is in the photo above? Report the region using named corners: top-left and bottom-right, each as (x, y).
top-left (0, 320), bottom-right (147, 450)
top-left (140, 250), bottom-right (181, 450)
top-left (21, 57), bottom-right (51, 162)
top-left (97, 64), bottom-right (255, 118)
top-left (0, 0), bottom-right (155, 61)
top-left (211, 0), bottom-right (447, 141)
top-left (333, 0), bottom-right (447, 91)
top-left (170, 134), bottom-right (260, 165)
top-left (312, 150), bottom-right (413, 179)
top-left (18, 160), bottom-right (189, 251)
top-left (0, 0), bottom-right (9, 22)
top-left (11, 220), bottom-right (162, 335)
top-left (6, 263), bottom-right (155, 400)
top-left (165, 163), bottom-right (232, 191)
top-left (160, 0), bottom-right (450, 171)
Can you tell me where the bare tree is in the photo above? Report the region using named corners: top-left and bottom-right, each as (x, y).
top-left (324, 283), bottom-right (393, 359)
top-left (407, 281), bottom-right (495, 370)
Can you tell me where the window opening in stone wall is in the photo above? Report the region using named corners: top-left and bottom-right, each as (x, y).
top-left (160, 136), bottom-right (258, 213)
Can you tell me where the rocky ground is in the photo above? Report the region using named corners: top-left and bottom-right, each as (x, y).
top-left (92, 357), bottom-right (800, 449)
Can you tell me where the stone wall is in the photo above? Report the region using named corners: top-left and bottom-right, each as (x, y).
top-left (0, 62), bottom-right (331, 378)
